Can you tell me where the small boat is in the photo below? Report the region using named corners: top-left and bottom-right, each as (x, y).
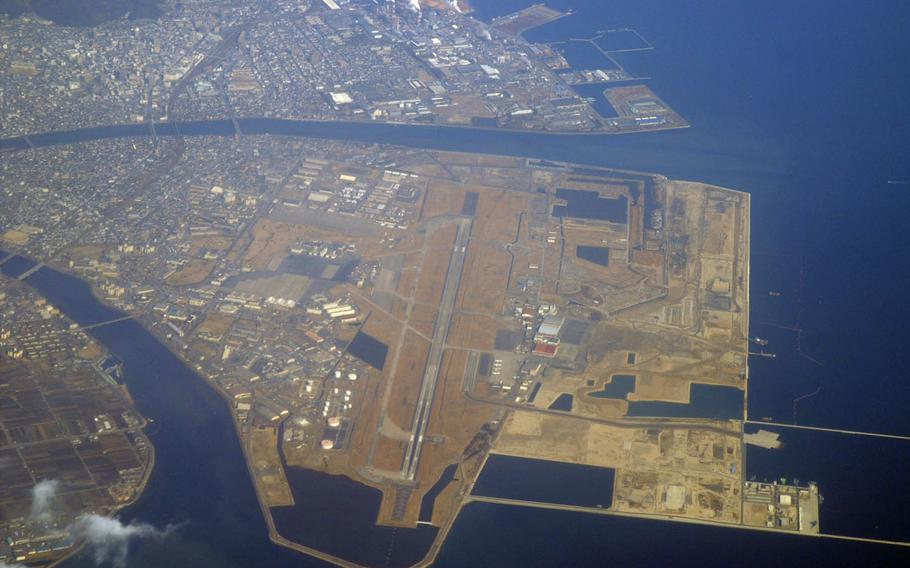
top-left (768, 291), bottom-right (781, 297)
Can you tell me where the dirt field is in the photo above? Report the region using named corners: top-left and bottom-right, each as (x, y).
top-left (188, 235), bottom-right (235, 254)
top-left (65, 243), bottom-right (105, 260)
top-left (358, 304), bottom-right (401, 346)
top-left (250, 427), bottom-right (294, 507)
top-left (407, 349), bottom-right (491, 523)
top-left (385, 331), bottom-right (431, 433)
top-left (1, 230), bottom-right (29, 245)
top-left (456, 240), bottom-right (511, 314)
top-left (395, 266), bottom-right (418, 298)
top-left (448, 314), bottom-right (501, 351)
top-left (435, 94), bottom-right (496, 124)
top-left (77, 342), bottom-right (105, 361)
top-left (436, 152), bottom-right (522, 169)
top-left (195, 313), bottom-right (235, 340)
top-left (165, 259), bottom-right (216, 286)
top-left (243, 219), bottom-right (293, 270)
top-left (473, 190), bottom-right (526, 242)
top-left (345, 364), bottom-right (387, 473)
top-left (413, 225), bottom-right (455, 305)
top-left (371, 434), bottom-right (406, 472)
top-left (409, 304), bottom-right (438, 339)
top-left (242, 218), bottom-right (346, 271)
top-left (421, 179), bottom-right (465, 220)
top-left (421, 350), bottom-right (485, 464)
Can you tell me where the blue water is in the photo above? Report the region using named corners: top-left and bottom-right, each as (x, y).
top-left (437, 502), bottom-right (908, 568)
top-left (547, 393), bottom-right (573, 411)
top-left (744, 424), bottom-right (910, 542)
top-left (2, 0), bottom-right (910, 564)
top-left (556, 364), bottom-right (742, 420)
top-left (473, 455), bottom-right (614, 508)
top-left (347, 331), bottom-right (389, 370)
top-left (575, 245), bottom-right (610, 267)
top-left (594, 30), bottom-right (650, 52)
top-left (552, 40), bottom-right (618, 70)
top-left (6, 260), bottom-right (314, 568)
top-left (553, 188), bottom-right (628, 222)
top-left (589, 374), bottom-right (635, 398)
top-left (419, 464), bottom-right (457, 522)
top-left (0, 254), bottom-right (38, 278)
top-left (627, 383), bottom-right (744, 420)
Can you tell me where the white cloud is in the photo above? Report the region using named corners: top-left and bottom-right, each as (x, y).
top-left (71, 514), bottom-right (178, 568)
top-left (15, 480), bottom-right (179, 568)
top-left (29, 479), bottom-right (60, 522)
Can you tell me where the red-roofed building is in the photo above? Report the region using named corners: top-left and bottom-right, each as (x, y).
top-left (533, 342), bottom-right (558, 358)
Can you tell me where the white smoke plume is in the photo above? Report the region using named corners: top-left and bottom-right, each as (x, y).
top-left (30, 479), bottom-right (60, 522)
top-left (71, 514), bottom-right (178, 568)
top-left (16, 479), bottom-right (178, 568)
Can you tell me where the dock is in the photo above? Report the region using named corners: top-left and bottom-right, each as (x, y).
top-left (744, 429), bottom-right (782, 449)
top-left (746, 420), bottom-right (910, 442)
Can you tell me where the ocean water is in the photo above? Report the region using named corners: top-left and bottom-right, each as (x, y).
top-left (441, 1), bottom-right (910, 564)
top-left (2, 0), bottom-right (909, 565)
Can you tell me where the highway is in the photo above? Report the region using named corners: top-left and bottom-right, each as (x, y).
top-left (401, 218), bottom-right (472, 480)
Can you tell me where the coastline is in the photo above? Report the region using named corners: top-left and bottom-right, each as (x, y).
top-left (0, 253), bottom-right (158, 568)
top-left (0, 156), bottom-right (752, 568)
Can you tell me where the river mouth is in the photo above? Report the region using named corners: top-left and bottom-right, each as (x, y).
top-left (1, 249), bottom-right (447, 568)
top-left (0, 254), bottom-right (300, 566)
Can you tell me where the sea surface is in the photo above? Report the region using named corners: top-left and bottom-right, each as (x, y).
top-left (2, 0), bottom-right (909, 565)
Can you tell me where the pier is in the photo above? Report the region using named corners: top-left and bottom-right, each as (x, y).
top-left (746, 420), bottom-right (910, 442)
top-left (464, 495), bottom-right (910, 548)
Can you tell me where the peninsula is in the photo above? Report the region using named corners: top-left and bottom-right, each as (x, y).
top-left (1, 131), bottom-right (819, 567)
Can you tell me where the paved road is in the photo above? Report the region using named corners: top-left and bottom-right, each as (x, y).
top-left (401, 218), bottom-right (472, 480)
